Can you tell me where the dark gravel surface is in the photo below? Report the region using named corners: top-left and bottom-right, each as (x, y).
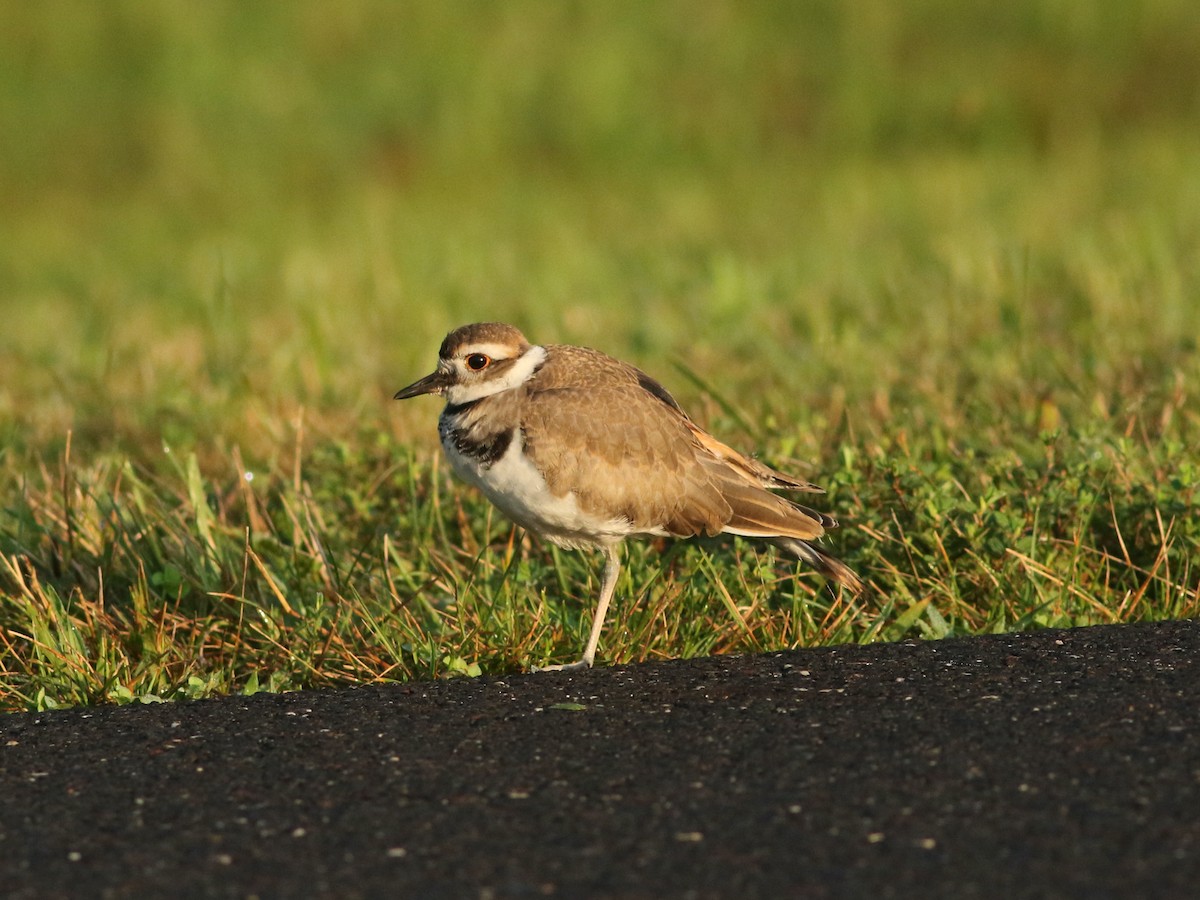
top-left (2, 620), bottom-right (1198, 899)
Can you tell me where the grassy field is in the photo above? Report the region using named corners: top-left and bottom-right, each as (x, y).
top-left (1, 1), bottom-right (1198, 711)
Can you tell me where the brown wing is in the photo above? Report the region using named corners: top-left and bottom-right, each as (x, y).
top-left (695, 452), bottom-right (831, 537)
top-left (521, 345), bottom-right (827, 539)
top-left (522, 344), bottom-right (862, 592)
top-left (685, 423), bottom-right (825, 492)
top-left (520, 393), bottom-right (729, 537)
top-left (520, 346), bottom-right (729, 536)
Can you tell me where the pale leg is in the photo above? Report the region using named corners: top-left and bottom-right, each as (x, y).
top-left (534, 543), bottom-right (621, 672)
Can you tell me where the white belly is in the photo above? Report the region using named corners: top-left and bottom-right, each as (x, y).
top-left (442, 430), bottom-right (635, 550)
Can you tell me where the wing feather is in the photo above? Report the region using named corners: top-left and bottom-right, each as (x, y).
top-left (516, 343), bottom-right (861, 592)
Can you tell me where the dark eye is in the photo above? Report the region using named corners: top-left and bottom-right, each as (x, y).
top-left (466, 353), bottom-right (490, 371)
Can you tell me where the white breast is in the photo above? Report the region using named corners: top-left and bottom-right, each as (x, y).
top-left (441, 428), bottom-right (638, 550)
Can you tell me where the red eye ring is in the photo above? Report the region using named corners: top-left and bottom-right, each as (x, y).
top-left (466, 353), bottom-right (490, 371)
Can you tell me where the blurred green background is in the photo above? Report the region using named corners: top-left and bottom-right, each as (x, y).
top-left (3, 0), bottom-right (1197, 460)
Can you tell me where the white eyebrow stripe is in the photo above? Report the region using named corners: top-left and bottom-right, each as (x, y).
top-left (455, 342), bottom-right (523, 362)
top-left (445, 344), bottom-right (547, 404)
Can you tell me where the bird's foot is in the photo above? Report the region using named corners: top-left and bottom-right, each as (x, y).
top-left (531, 658), bottom-right (592, 673)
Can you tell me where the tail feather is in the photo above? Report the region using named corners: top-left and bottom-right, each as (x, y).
top-left (773, 536), bottom-right (864, 595)
top-left (686, 427), bottom-right (861, 593)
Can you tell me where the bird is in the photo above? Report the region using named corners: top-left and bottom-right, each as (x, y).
top-left (394, 322), bottom-right (862, 671)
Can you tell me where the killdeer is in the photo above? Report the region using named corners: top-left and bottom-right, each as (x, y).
top-left (394, 322), bottom-right (862, 671)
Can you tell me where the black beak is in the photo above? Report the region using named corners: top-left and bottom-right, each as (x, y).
top-left (393, 369), bottom-right (449, 400)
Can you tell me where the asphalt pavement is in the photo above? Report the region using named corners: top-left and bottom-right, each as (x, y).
top-left (2, 620), bottom-right (1198, 899)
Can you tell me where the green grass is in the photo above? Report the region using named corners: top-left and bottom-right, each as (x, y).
top-left (2, 2), bottom-right (1198, 710)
